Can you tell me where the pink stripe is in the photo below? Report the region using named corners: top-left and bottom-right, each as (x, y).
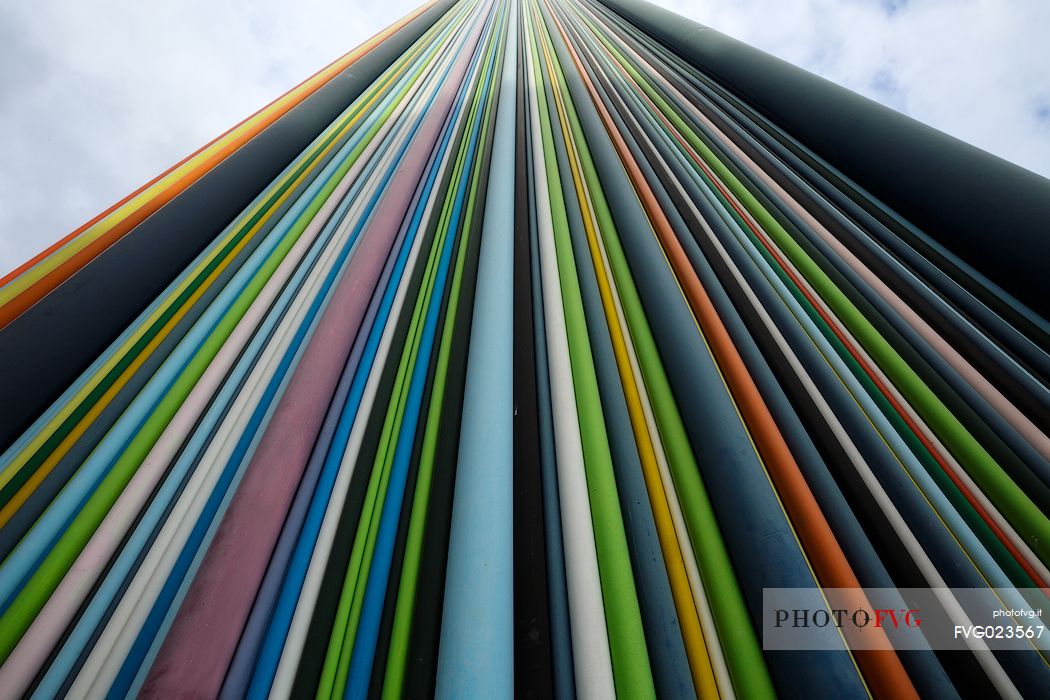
top-left (137, 19), bottom-right (485, 699)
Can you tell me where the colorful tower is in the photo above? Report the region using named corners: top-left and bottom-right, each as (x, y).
top-left (0, 1), bottom-right (1047, 697)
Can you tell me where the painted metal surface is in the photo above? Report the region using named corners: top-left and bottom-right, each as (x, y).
top-left (0, 0), bottom-right (1047, 697)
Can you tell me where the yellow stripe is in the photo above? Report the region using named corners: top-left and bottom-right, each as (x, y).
top-left (535, 16), bottom-right (721, 698)
top-left (0, 40), bottom-right (427, 491)
top-left (0, 2), bottom-right (435, 308)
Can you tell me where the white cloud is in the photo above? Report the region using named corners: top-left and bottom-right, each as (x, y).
top-left (0, 0), bottom-right (419, 274)
top-left (651, 0), bottom-right (1050, 177)
top-left (0, 0), bottom-right (1047, 274)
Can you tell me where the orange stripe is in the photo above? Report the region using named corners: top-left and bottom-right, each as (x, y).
top-left (0, 1), bottom-right (435, 327)
top-left (545, 3), bottom-right (919, 696)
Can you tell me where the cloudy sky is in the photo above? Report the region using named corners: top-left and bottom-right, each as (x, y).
top-left (1, 0), bottom-right (1047, 274)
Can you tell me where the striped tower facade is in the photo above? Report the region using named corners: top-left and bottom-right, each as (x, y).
top-left (0, 1), bottom-right (1048, 697)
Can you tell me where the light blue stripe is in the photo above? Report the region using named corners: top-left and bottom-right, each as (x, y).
top-left (435, 7), bottom-right (516, 698)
